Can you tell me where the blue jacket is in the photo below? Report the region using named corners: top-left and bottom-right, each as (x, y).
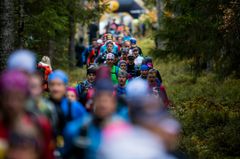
top-left (115, 85), bottom-right (126, 97)
top-left (63, 115), bottom-right (123, 159)
top-left (60, 98), bottom-right (86, 120)
top-left (99, 43), bottom-right (118, 55)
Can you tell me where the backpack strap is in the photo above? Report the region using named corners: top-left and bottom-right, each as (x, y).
top-left (76, 84), bottom-right (81, 96)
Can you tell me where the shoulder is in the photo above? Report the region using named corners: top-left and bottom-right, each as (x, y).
top-left (71, 101), bottom-right (86, 112)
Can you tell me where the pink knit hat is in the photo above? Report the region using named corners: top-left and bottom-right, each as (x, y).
top-left (67, 87), bottom-right (77, 96)
top-left (0, 70), bottom-right (29, 95)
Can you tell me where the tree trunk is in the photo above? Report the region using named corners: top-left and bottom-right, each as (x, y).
top-left (48, 39), bottom-right (55, 64)
top-left (156, 0), bottom-right (163, 49)
top-left (17, 0), bottom-right (24, 48)
top-left (0, 0), bottom-right (15, 72)
top-left (68, 4), bottom-right (75, 68)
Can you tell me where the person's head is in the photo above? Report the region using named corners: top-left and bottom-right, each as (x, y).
top-left (66, 87), bottom-right (77, 102)
top-left (123, 41), bottom-right (131, 49)
top-left (8, 49), bottom-right (36, 74)
top-left (29, 73), bottom-right (43, 100)
top-left (147, 69), bottom-right (157, 85)
top-left (142, 57), bottom-right (153, 69)
top-left (140, 65), bottom-right (149, 78)
top-left (118, 70), bottom-right (128, 87)
top-left (92, 38), bottom-right (98, 48)
top-left (102, 34), bottom-right (108, 43)
top-left (126, 79), bottom-right (151, 121)
top-left (132, 48), bottom-right (139, 58)
top-left (117, 36), bottom-right (123, 44)
top-left (0, 70), bottom-right (29, 124)
top-left (118, 60), bottom-right (127, 71)
top-left (106, 53), bottom-right (115, 67)
top-left (97, 39), bottom-right (103, 47)
top-left (87, 66), bottom-right (97, 83)
top-left (123, 30), bottom-right (129, 36)
top-left (40, 56), bottom-right (51, 67)
top-left (121, 48), bottom-right (129, 59)
top-left (106, 41), bottom-right (113, 52)
top-left (93, 80), bottom-right (116, 119)
top-left (48, 70), bottom-right (68, 102)
top-left (127, 52), bottom-right (135, 65)
top-left (130, 38), bottom-right (137, 47)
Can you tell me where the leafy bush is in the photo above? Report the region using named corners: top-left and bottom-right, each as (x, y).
top-left (159, 60), bottom-right (240, 159)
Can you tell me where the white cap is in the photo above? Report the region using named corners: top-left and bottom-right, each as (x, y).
top-left (126, 79), bottom-right (149, 98)
top-left (7, 49), bottom-right (36, 73)
top-left (97, 39), bottom-right (103, 44)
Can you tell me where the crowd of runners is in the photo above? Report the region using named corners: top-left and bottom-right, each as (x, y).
top-left (0, 20), bottom-right (185, 159)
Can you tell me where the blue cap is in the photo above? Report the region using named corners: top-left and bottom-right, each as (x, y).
top-left (140, 65), bottom-right (149, 71)
top-left (7, 49), bottom-right (36, 73)
top-left (48, 70), bottom-right (68, 85)
top-left (130, 38), bottom-right (137, 45)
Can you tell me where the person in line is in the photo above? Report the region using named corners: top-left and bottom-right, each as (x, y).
top-left (76, 66), bottom-right (97, 106)
top-left (114, 70), bottom-right (129, 120)
top-left (115, 70), bottom-right (128, 97)
top-left (132, 47), bottom-right (144, 68)
top-left (118, 60), bottom-right (132, 80)
top-left (136, 65), bottom-right (149, 80)
top-left (27, 72), bottom-right (57, 127)
top-left (87, 39), bottom-right (100, 67)
top-left (142, 57), bottom-right (163, 83)
top-left (118, 60), bottom-right (127, 71)
top-left (96, 41), bottom-right (117, 64)
top-left (115, 35), bottom-right (123, 49)
top-left (0, 69), bottom-right (54, 159)
top-left (147, 69), bottom-right (170, 108)
top-left (63, 77), bottom-right (122, 159)
top-left (66, 87), bottom-right (78, 102)
top-left (85, 38), bottom-right (98, 65)
top-left (37, 56), bottom-right (53, 91)
top-left (130, 38), bottom-right (143, 56)
top-left (127, 52), bottom-right (139, 78)
top-left (5, 50), bottom-right (55, 159)
top-left (0, 70), bottom-right (31, 158)
top-left (106, 53), bottom-right (120, 85)
top-left (48, 70), bottom-right (87, 156)
top-left (119, 48), bottom-right (129, 61)
top-left (99, 35), bottom-right (118, 55)
top-left (122, 40), bottom-right (131, 49)
top-left (75, 37), bottom-right (85, 68)
top-left (122, 30), bottom-right (131, 41)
